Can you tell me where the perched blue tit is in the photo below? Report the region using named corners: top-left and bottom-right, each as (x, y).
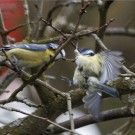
top-left (0, 43), bottom-right (65, 68)
top-left (73, 48), bottom-right (123, 119)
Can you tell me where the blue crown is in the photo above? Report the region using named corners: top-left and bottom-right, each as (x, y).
top-left (79, 48), bottom-right (95, 56)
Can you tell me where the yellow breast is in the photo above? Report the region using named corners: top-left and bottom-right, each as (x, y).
top-left (6, 48), bottom-right (55, 68)
top-left (76, 54), bottom-right (102, 77)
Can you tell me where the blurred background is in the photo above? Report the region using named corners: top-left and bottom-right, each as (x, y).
top-left (0, 0), bottom-right (135, 135)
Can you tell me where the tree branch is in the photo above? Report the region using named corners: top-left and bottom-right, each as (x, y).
top-left (36, 18), bottom-right (115, 44)
top-left (96, 0), bottom-right (114, 52)
top-left (28, 0), bottom-right (44, 39)
top-left (0, 10), bottom-right (9, 44)
top-left (0, 105), bottom-right (78, 135)
top-left (0, 76), bottom-right (134, 134)
top-left (47, 107), bottom-right (134, 134)
top-left (105, 27), bottom-right (135, 37)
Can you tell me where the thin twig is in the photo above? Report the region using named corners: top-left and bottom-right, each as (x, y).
top-left (0, 9), bottom-right (31, 42)
top-left (21, 70), bottom-right (67, 97)
top-left (41, 18), bottom-right (66, 37)
top-left (0, 10), bottom-right (9, 44)
top-left (39, 0), bottom-right (93, 37)
top-left (120, 74), bottom-right (134, 77)
top-left (0, 105), bottom-right (80, 135)
top-left (105, 27), bottom-right (135, 37)
top-left (15, 96), bottom-right (45, 108)
top-left (92, 33), bottom-right (108, 51)
top-left (122, 66), bottom-right (135, 76)
top-left (37, 18), bottom-right (115, 44)
top-left (41, 18), bottom-right (76, 48)
top-left (46, 0), bottom-right (92, 22)
top-left (66, 93), bottom-right (74, 134)
top-left (5, 23), bottom-right (32, 36)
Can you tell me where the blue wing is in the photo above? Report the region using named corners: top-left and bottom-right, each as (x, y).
top-left (98, 83), bottom-right (119, 98)
top-left (99, 51), bottom-right (123, 83)
top-left (0, 43), bottom-right (59, 52)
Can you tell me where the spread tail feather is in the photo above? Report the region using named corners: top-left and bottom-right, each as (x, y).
top-left (82, 92), bottom-right (102, 119)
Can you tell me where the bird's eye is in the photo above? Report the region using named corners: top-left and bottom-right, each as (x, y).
top-left (78, 66), bottom-right (83, 72)
top-left (89, 52), bottom-right (94, 56)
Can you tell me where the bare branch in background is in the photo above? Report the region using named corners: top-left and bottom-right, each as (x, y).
top-left (0, 105), bottom-right (79, 135)
top-left (23, 0), bottom-right (31, 35)
top-left (92, 33), bottom-right (135, 76)
top-left (6, 23), bottom-right (32, 36)
top-left (0, 9), bottom-right (31, 45)
top-left (105, 27), bottom-right (135, 37)
top-left (96, 0), bottom-right (114, 52)
top-left (37, 18), bottom-right (114, 44)
top-left (38, 25), bottom-right (135, 44)
top-left (29, 0), bottom-right (44, 40)
top-left (41, 18), bottom-right (76, 48)
top-left (0, 10), bottom-right (9, 45)
top-left (38, 0), bottom-right (94, 38)
top-left (107, 118), bottom-right (135, 135)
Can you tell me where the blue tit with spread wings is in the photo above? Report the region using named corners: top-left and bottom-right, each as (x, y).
top-left (73, 48), bottom-right (123, 119)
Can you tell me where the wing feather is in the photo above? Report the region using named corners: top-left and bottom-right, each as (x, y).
top-left (83, 91), bottom-right (102, 119)
top-left (99, 51), bottom-right (123, 83)
top-left (1, 43), bottom-right (59, 52)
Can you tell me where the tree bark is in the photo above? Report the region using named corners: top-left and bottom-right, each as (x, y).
top-left (0, 77), bottom-right (134, 134)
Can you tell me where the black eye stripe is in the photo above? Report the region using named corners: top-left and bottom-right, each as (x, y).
top-left (60, 51), bottom-right (63, 57)
top-left (89, 52), bottom-right (94, 56)
top-left (78, 66), bottom-right (83, 72)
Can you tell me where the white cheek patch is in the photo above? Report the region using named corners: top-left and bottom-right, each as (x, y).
top-left (49, 43), bottom-right (59, 49)
top-left (55, 49), bottom-right (66, 59)
top-left (61, 49), bottom-right (66, 57)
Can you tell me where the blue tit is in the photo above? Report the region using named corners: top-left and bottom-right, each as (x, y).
top-left (0, 43), bottom-right (65, 68)
top-left (73, 48), bottom-right (123, 119)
